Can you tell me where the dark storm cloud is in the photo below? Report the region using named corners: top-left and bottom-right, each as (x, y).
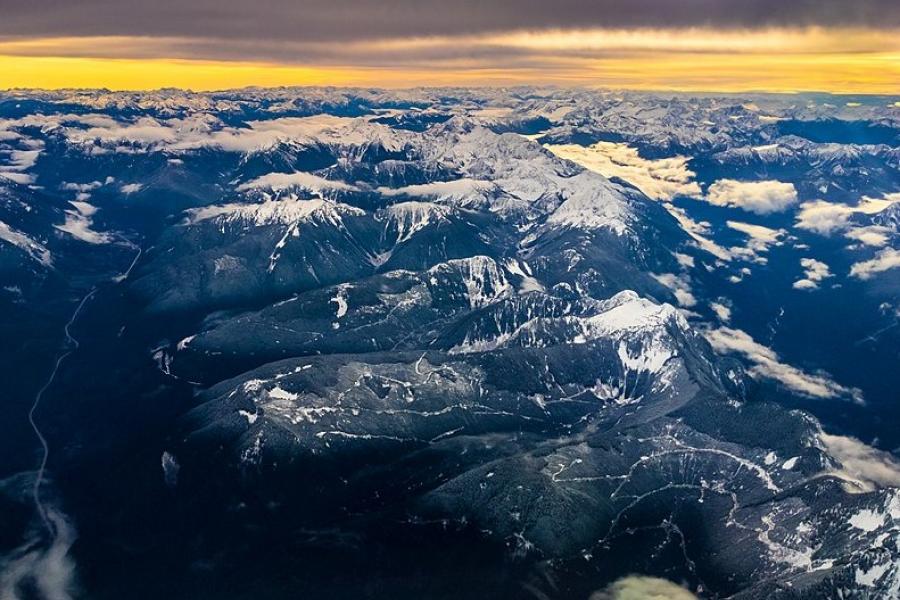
top-left (2, 0), bottom-right (899, 43)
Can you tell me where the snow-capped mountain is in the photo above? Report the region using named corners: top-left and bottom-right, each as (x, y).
top-left (1, 87), bottom-right (899, 600)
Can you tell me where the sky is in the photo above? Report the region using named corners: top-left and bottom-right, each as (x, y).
top-left (0, 0), bottom-right (898, 92)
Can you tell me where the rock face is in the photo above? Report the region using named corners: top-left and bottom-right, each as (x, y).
top-left (2, 87), bottom-right (899, 599)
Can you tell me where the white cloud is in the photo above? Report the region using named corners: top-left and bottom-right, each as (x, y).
top-left (795, 200), bottom-right (854, 235)
top-left (0, 140), bottom-right (42, 185)
top-left (544, 141), bottom-right (701, 201)
top-left (704, 326), bottom-right (862, 402)
top-left (4, 148), bottom-right (41, 170)
top-left (709, 301), bottom-right (731, 322)
top-left (378, 178), bottom-right (497, 203)
top-left (54, 201), bottom-right (113, 245)
top-left (726, 220), bottom-right (786, 263)
top-left (119, 183), bottom-right (144, 194)
top-left (12, 112), bottom-right (403, 157)
top-left (169, 114), bottom-right (404, 154)
top-left (236, 171), bottom-right (358, 195)
top-left (68, 117), bottom-right (179, 145)
top-left (792, 279), bottom-right (818, 290)
top-left (665, 204), bottom-right (733, 261)
top-left (844, 226), bottom-right (892, 247)
top-left (820, 433), bottom-right (900, 492)
top-left (0, 172), bottom-right (35, 185)
top-left (726, 220), bottom-right (784, 245)
top-left (850, 248), bottom-right (900, 280)
top-left (61, 181), bottom-right (104, 193)
top-left (793, 257), bottom-right (832, 290)
top-left (706, 179), bottom-right (798, 214)
top-left (673, 252), bottom-right (695, 268)
top-left (590, 576), bottom-right (698, 600)
top-left (795, 195), bottom-right (898, 248)
top-left (652, 272), bottom-right (696, 307)
top-left (0, 504), bottom-right (78, 600)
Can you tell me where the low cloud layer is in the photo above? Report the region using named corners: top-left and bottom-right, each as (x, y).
top-left (544, 142), bottom-right (700, 202)
top-left (820, 433), bottom-right (900, 491)
top-left (590, 575), bottom-right (699, 600)
top-left (706, 179), bottom-right (799, 215)
top-left (0, 475), bottom-right (79, 600)
top-left (793, 195), bottom-right (899, 280)
top-left (652, 272), bottom-right (697, 307)
top-left (793, 257), bottom-right (832, 290)
top-left (726, 220), bottom-right (787, 264)
top-left (794, 195), bottom-right (898, 247)
top-left (704, 326), bottom-right (863, 402)
top-left (850, 248), bottom-right (900, 280)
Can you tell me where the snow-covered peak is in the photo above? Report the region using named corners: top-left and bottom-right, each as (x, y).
top-left (452, 289), bottom-right (686, 362)
top-left (231, 114), bottom-right (413, 154)
top-left (542, 172), bottom-right (634, 235)
top-left (871, 200), bottom-right (900, 232)
top-left (0, 220), bottom-right (53, 266)
top-left (428, 255), bottom-right (513, 309)
top-left (580, 290), bottom-right (686, 337)
top-left (379, 201), bottom-right (452, 242)
top-left (417, 126), bottom-right (635, 234)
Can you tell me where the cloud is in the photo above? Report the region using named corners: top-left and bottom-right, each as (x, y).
top-left (0, 141), bottom-right (43, 184)
top-left (4, 27), bottom-right (900, 92)
top-left (660, 205), bottom-right (734, 262)
top-left (709, 300), bottom-right (732, 322)
top-left (795, 195), bottom-right (898, 247)
top-left (706, 179), bottom-right (798, 214)
top-left (176, 115), bottom-right (367, 153)
top-left (54, 201), bottom-right (113, 245)
top-left (704, 326), bottom-right (863, 402)
top-left (3, 6), bottom-right (900, 94)
top-left (652, 272), bottom-right (696, 307)
top-left (590, 575), bottom-right (698, 600)
top-left (4, 1), bottom-right (900, 44)
top-left (0, 475), bottom-right (79, 600)
top-left (0, 172), bottom-right (35, 185)
top-left (67, 117), bottom-right (178, 145)
top-left (793, 257), bottom-right (832, 290)
top-left (850, 248), bottom-right (900, 280)
top-left (844, 226), bottom-right (892, 247)
top-left (820, 433), bottom-right (900, 492)
top-left (545, 141), bottom-right (701, 201)
top-left (0, 506), bottom-right (78, 600)
top-left (236, 172), bottom-right (359, 195)
top-left (61, 181), bottom-right (103, 193)
top-left (795, 200), bottom-right (854, 234)
top-left (674, 252), bottom-right (695, 269)
top-left (46, 113), bottom-right (398, 157)
top-left (726, 220), bottom-right (787, 263)
top-left (726, 221), bottom-right (785, 245)
top-left (543, 142), bottom-right (738, 263)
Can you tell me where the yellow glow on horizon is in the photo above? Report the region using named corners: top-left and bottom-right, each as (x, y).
top-left (0, 27), bottom-right (898, 93)
top-left (0, 56), bottom-right (370, 90)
